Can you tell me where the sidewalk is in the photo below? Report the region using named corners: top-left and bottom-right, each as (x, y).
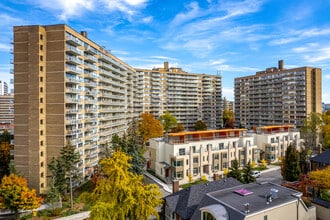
top-left (144, 171), bottom-right (172, 193)
top-left (261, 165), bottom-right (281, 174)
top-left (55, 211), bottom-right (90, 220)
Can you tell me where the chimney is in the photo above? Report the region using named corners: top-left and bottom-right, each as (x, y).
top-left (80, 31), bottom-right (87, 38)
top-left (278, 60), bottom-right (284, 70)
top-left (172, 180), bottom-right (179, 193)
top-left (164, 61), bottom-right (169, 70)
top-left (244, 203), bottom-right (250, 213)
top-left (213, 173), bottom-right (219, 181)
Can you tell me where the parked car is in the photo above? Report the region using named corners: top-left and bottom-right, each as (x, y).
top-left (252, 170), bottom-right (261, 178)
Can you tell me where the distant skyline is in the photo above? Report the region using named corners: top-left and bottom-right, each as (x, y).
top-left (1, 0), bottom-right (330, 101)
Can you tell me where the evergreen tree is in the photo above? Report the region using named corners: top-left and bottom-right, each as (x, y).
top-left (227, 159), bottom-right (242, 182)
top-left (242, 161), bottom-right (256, 183)
top-left (282, 144), bottom-right (301, 182)
top-left (194, 120), bottom-right (207, 131)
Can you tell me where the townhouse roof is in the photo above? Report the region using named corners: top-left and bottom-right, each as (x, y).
top-left (164, 178), bottom-right (242, 219)
top-left (310, 150), bottom-right (330, 164)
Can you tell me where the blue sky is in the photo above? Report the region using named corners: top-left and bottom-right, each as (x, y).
top-left (0, 0), bottom-right (330, 102)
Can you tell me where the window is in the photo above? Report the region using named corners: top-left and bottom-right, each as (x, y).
top-left (40, 108), bottom-right (43, 114)
top-left (41, 183), bottom-right (44, 188)
top-left (40, 87), bottom-right (43, 93)
top-left (219, 143), bottom-right (224, 149)
top-left (40, 151), bottom-right (44, 157)
top-left (40, 162), bottom-right (44, 167)
top-left (193, 167), bottom-right (199, 175)
top-left (264, 215), bottom-right (268, 220)
top-left (193, 157), bottom-right (198, 164)
top-left (40, 130), bottom-right (43, 135)
top-left (40, 98), bottom-right (43, 103)
top-left (40, 119), bottom-right (43, 125)
top-left (271, 138), bottom-right (275, 143)
top-left (40, 141), bottom-right (43, 146)
top-left (222, 153), bottom-right (227, 159)
top-left (179, 148), bottom-right (185, 156)
top-left (40, 66), bottom-right (43, 71)
top-left (186, 159), bottom-right (188, 165)
top-left (214, 154), bottom-right (219, 160)
top-left (40, 45), bottom-right (43, 50)
top-left (192, 146), bottom-right (196, 153)
top-left (222, 162), bottom-right (228, 169)
top-left (40, 34), bottom-right (43, 40)
top-left (173, 160), bottom-right (183, 167)
top-left (40, 56), bottom-right (43, 61)
top-left (41, 172), bottom-right (44, 178)
top-left (40, 77), bottom-right (43, 82)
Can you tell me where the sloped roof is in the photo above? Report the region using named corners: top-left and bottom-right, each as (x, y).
top-left (164, 178), bottom-right (242, 219)
top-left (310, 150), bottom-right (330, 164)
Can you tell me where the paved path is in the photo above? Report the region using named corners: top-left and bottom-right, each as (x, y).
top-left (55, 211), bottom-right (90, 220)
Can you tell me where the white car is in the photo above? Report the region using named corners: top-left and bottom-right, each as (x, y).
top-left (252, 170), bottom-right (261, 178)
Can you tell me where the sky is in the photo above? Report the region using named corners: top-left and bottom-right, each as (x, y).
top-left (0, 0), bottom-right (330, 102)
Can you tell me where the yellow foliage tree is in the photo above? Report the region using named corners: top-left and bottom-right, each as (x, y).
top-left (0, 174), bottom-right (42, 216)
top-left (138, 112), bottom-right (163, 144)
top-left (309, 166), bottom-right (330, 189)
top-left (0, 142), bottom-right (13, 178)
top-left (80, 151), bottom-right (162, 220)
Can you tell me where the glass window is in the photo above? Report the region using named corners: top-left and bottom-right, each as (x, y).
top-left (179, 148), bottom-right (185, 156)
top-left (193, 157), bottom-right (198, 164)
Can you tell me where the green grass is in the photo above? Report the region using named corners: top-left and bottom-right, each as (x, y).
top-left (180, 179), bottom-right (208, 189)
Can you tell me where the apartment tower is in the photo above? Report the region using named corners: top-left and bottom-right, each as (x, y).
top-left (234, 60), bottom-right (322, 128)
top-left (13, 25), bottom-right (138, 193)
top-left (135, 62), bottom-right (222, 130)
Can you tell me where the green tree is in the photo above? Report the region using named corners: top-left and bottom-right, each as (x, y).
top-left (223, 109), bottom-right (235, 128)
top-left (0, 174), bottom-right (42, 218)
top-left (281, 144), bottom-right (301, 182)
top-left (194, 120), bottom-right (207, 131)
top-left (171, 123), bottom-right (185, 133)
top-left (0, 142), bottom-right (13, 180)
top-left (0, 130), bottom-right (11, 144)
top-left (242, 161), bottom-right (255, 183)
top-left (111, 133), bottom-right (146, 175)
top-left (160, 111), bottom-right (177, 133)
top-left (80, 151), bottom-right (162, 220)
top-left (227, 159), bottom-right (241, 182)
top-left (300, 112), bottom-right (323, 151)
top-left (138, 112), bottom-right (163, 144)
top-left (48, 144), bottom-right (81, 208)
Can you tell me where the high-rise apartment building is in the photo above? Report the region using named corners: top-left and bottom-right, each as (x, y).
top-left (135, 62), bottom-right (222, 130)
top-left (0, 80), bottom-right (8, 95)
top-left (0, 95), bottom-right (14, 133)
top-left (13, 25), bottom-right (223, 193)
top-left (13, 24), bottom-right (138, 193)
top-left (234, 60), bottom-right (322, 128)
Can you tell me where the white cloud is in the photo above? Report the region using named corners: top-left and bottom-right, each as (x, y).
top-left (325, 74), bottom-right (330, 80)
top-left (0, 43), bottom-right (11, 52)
top-left (222, 87), bottom-right (234, 101)
top-left (142, 16), bottom-right (153, 23)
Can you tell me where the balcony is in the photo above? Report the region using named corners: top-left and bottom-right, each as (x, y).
top-left (66, 33), bottom-right (84, 46)
top-left (66, 45), bottom-right (83, 56)
top-left (66, 55), bottom-right (83, 65)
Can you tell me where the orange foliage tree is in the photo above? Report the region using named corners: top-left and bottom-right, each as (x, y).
top-left (138, 112), bottom-right (163, 144)
top-left (0, 174), bottom-right (42, 216)
top-left (0, 142), bottom-right (13, 179)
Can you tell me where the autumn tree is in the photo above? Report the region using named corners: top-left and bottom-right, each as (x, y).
top-left (321, 110), bottom-right (330, 150)
top-left (80, 151), bottom-right (162, 220)
top-left (242, 161), bottom-right (255, 183)
top-left (227, 159), bottom-right (242, 182)
top-left (48, 144), bottom-right (81, 208)
top-left (171, 123), bottom-right (185, 133)
top-left (138, 112), bottom-right (163, 144)
top-left (309, 166), bottom-right (330, 201)
top-left (160, 111), bottom-right (177, 133)
top-left (300, 112), bottom-right (323, 151)
top-left (0, 142), bottom-right (13, 180)
top-left (194, 120), bottom-right (207, 131)
top-left (223, 109), bottom-right (235, 128)
top-left (281, 144), bottom-right (301, 182)
top-left (0, 174), bottom-right (42, 218)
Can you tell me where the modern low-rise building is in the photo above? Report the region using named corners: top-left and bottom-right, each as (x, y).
top-left (148, 129), bottom-right (259, 184)
top-left (254, 125), bottom-right (301, 162)
top-left (235, 60), bottom-right (322, 128)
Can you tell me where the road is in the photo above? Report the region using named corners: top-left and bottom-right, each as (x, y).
top-left (256, 167), bottom-right (283, 185)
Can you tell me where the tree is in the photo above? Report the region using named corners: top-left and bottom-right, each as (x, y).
top-left (0, 130), bottom-right (11, 144)
top-left (281, 144), bottom-right (301, 182)
top-left (80, 151), bottom-right (162, 220)
top-left (242, 161), bottom-right (256, 183)
top-left (138, 112), bottom-right (163, 144)
top-left (111, 134), bottom-right (146, 175)
top-left (223, 109), bottom-right (235, 128)
top-left (0, 174), bottom-right (42, 218)
top-left (48, 144), bottom-right (81, 208)
top-left (160, 111), bottom-right (177, 133)
top-left (309, 166), bottom-right (330, 201)
top-left (227, 159), bottom-right (241, 182)
top-left (171, 123), bottom-right (185, 133)
top-left (194, 120), bottom-right (207, 131)
top-left (321, 110), bottom-right (330, 150)
top-left (0, 142), bottom-right (13, 180)
top-left (300, 112), bottom-right (323, 151)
